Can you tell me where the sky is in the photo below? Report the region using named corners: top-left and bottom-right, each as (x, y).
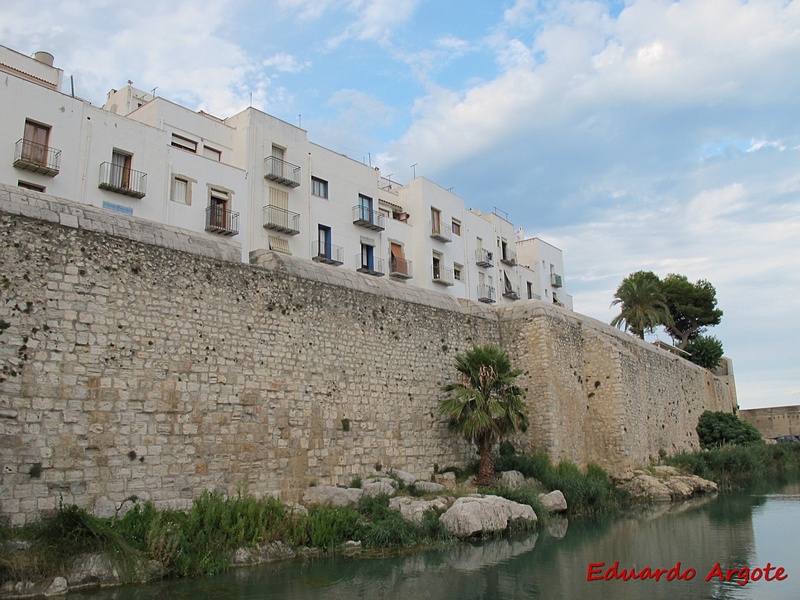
top-left (2, 0), bottom-right (799, 410)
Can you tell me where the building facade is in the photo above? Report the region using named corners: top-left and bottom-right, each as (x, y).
top-left (0, 44), bottom-right (571, 308)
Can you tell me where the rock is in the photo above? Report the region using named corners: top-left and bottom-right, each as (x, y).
top-left (496, 470), bottom-right (526, 489)
top-left (232, 548), bottom-right (253, 565)
top-left (621, 470), bottom-right (717, 503)
top-left (45, 577), bottom-right (68, 597)
top-left (117, 498), bottom-right (136, 519)
top-left (435, 472), bottom-right (457, 489)
top-left (67, 553), bottom-right (119, 587)
top-left (440, 495), bottom-right (537, 538)
top-left (362, 480), bottom-right (397, 497)
top-left (389, 496), bottom-right (451, 523)
top-left (413, 481), bottom-right (445, 494)
top-left (1, 540), bottom-right (31, 552)
top-left (650, 465), bottom-right (681, 477)
top-left (302, 486), bottom-right (363, 507)
top-left (363, 477), bottom-right (397, 487)
top-left (388, 468), bottom-right (417, 486)
top-left (92, 496), bottom-right (117, 519)
top-left (537, 490), bottom-right (568, 513)
top-left (284, 502), bottom-right (308, 516)
top-left (545, 518), bottom-right (569, 539)
top-left (620, 474), bottom-right (673, 502)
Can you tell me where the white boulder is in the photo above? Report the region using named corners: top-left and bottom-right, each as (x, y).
top-left (440, 495), bottom-right (537, 538)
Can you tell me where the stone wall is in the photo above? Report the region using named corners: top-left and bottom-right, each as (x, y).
top-left (0, 186), bottom-right (736, 525)
top-left (740, 406), bottom-right (800, 439)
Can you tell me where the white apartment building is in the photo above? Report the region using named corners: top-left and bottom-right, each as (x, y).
top-left (1, 44), bottom-right (570, 307)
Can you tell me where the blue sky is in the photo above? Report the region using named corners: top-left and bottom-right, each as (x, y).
top-left (3, 0), bottom-right (799, 410)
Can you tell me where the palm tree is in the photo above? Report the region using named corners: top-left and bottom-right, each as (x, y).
top-left (440, 345), bottom-right (529, 486)
top-left (610, 271), bottom-right (672, 339)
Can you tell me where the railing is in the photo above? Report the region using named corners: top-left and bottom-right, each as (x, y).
top-left (389, 257), bottom-right (413, 280)
top-left (478, 285), bottom-right (496, 303)
top-left (356, 255), bottom-right (385, 277)
top-left (312, 241), bottom-right (343, 265)
top-left (205, 206), bottom-right (239, 236)
top-left (500, 248), bottom-right (517, 266)
top-left (432, 264), bottom-right (454, 286)
top-left (475, 248), bottom-right (494, 267)
top-left (263, 205), bottom-right (300, 235)
top-left (430, 220), bottom-right (452, 242)
top-left (98, 162), bottom-right (147, 198)
top-left (352, 205), bottom-right (385, 231)
top-left (503, 285), bottom-right (520, 300)
top-left (551, 273), bottom-right (563, 288)
top-left (14, 139), bottom-right (61, 176)
top-left (264, 156), bottom-right (301, 187)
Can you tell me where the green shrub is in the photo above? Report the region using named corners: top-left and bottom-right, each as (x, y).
top-left (696, 411), bottom-right (763, 449)
top-left (686, 336), bottom-right (724, 369)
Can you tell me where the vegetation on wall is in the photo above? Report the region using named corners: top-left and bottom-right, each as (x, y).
top-left (696, 410), bottom-right (763, 449)
top-left (685, 335), bottom-right (724, 369)
top-left (439, 345), bottom-right (529, 486)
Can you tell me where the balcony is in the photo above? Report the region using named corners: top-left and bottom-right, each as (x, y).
top-left (500, 249), bottom-right (517, 266)
top-left (356, 255), bottom-right (385, 277)
top-left (430, 220), bottom-right (452, 243)
top-left (263, 205), bottom-right (300, 235)
top-left (478, 285), bottom-right (496, 303)
top-left (264, 156), bottom-right (301, 187)
top-left (475, 248), bottom-right (494, 268)
top-left (14, 139), bottom-right (61, 176)
top-left (503, 285), bottom-right (520, 300)
top-left (389, 257), bottom-right (413, 280)
top-left (551, 273), bottom-right (563, 288)
top-left (98, 162), bottom-right (147, 198)
top-left (205, 206), bottom-right (239, 236)
top-left (432, 265), bottom-right (454, 286)
top-left (352, 205), bottom-right (385, 231)
top-left (312, 241), bottom-right (343, 266)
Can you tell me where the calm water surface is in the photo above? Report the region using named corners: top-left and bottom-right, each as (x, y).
top-left (70, 480), bottom-right (800, 600)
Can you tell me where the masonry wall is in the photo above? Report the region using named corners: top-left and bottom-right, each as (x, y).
top-left (0, 186), bottom-right (736, 525)
top-left (740, 406), bottom-right (800, 439)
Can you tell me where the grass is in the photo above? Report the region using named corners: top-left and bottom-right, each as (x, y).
top-left (662, 442), bottom-right (800, 491)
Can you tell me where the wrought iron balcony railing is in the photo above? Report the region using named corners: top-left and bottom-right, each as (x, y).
top-left (432, 264), bottom-right (454, 286)
top-left (356, 255), bottom-right (385, 277)
top-left (263, 205), bottom-right (300, 235)
top-left (389, 257), bottom-right (413, 280)
top-left (312, 241), bottom-right (343, 265)
top-left (14, 139), bottom-right (61, 176)
top-left (500, 248), bottom-right (517, 266)
top-left (264, 156), bottom-right (301, 187)
top-left (205, 206), bottom-right (239, 236)
top-left (478, 285), bottom-right (496, 303)
top-left (98, 162), bottom-right (147, 198)
top-left (430, 220), bottom-right (452, 242)
top-left (352, 205), bottom-right (385, 231)
top-left (475, 248), bottom-right (494, 268)
top-left (503, 285), bottom-right (520, 300)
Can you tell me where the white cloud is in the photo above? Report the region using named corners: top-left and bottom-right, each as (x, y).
top-left (263, 53), bottom-right (311, 74)
top-left (325, 0), bottom-right (421, 49)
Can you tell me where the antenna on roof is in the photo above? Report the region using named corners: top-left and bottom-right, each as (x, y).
top-left (151, 87), bottom-right (157, 97)
top-left (298, 114), bottom-right (302, 128)
top-left (411, 163), bottom-right (418, 178)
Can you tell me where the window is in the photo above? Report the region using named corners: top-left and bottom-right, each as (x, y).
top-left (390, 242), bottom-right (407, 275)
top-left (208, 188), bottom-right (231, 229)
top-left (379, 208), bottom-right (391, 218)
top-left (358, 194), bottom-right (373, 222)
top-left (432, 252), bottom-right (442, 279)
top-left (18, 180), bottom-right (45, 193)
top-left (312, 177), bottom-right (329, 198)
top-left (111, 150), bottom-right (132, 189)
top-left (171, 134), bottom-right (197, 153)
top-left (22, 120), bottom-right (50, 165)
top-left (431, 207), bottom-right (442, 234)
top-left (453, 263), bottom-right (463, 281)
top-left (170, 175), bottom-right (192, 205)
top-left (360, 243), bottom-right (375, 271)
top-left (451, 219), bottom-right (461, 236)
top-left (272, 145), bottom-right (285, 161)
top-left (317, 225), bottom-right (331, 258)
top-left (527, 282), bottom-right (534, 300)
top-left (203, 146), bottom-right (221, 161)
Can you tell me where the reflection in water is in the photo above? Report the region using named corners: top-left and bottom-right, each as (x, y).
top-left (68, 481), bottom-right (800, 600)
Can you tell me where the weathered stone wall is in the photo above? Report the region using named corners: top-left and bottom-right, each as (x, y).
top-left (740, 406), bottom-right (800, 439)
top-left (498, 302), bottom-right (737, 475)
top-left (0, 186), bottom-right (736, 525)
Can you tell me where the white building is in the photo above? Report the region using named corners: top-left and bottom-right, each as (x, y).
top-left (1, 44), bottom-right (571, 307)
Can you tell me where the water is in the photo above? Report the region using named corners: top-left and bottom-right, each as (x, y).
top-left (69, 480), bottom-right (800, 600)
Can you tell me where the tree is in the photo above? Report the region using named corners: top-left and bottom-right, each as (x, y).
top-left (685, 335), bottom-right (724, 370)
top-left (696, 411), bottom-right (763, 449)
top-left (610, 271), bottom-right (672, 339)
top-left (661, 274), bottom-right (723, 348)
top-left (440, 345), bottom-right (529, 486)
